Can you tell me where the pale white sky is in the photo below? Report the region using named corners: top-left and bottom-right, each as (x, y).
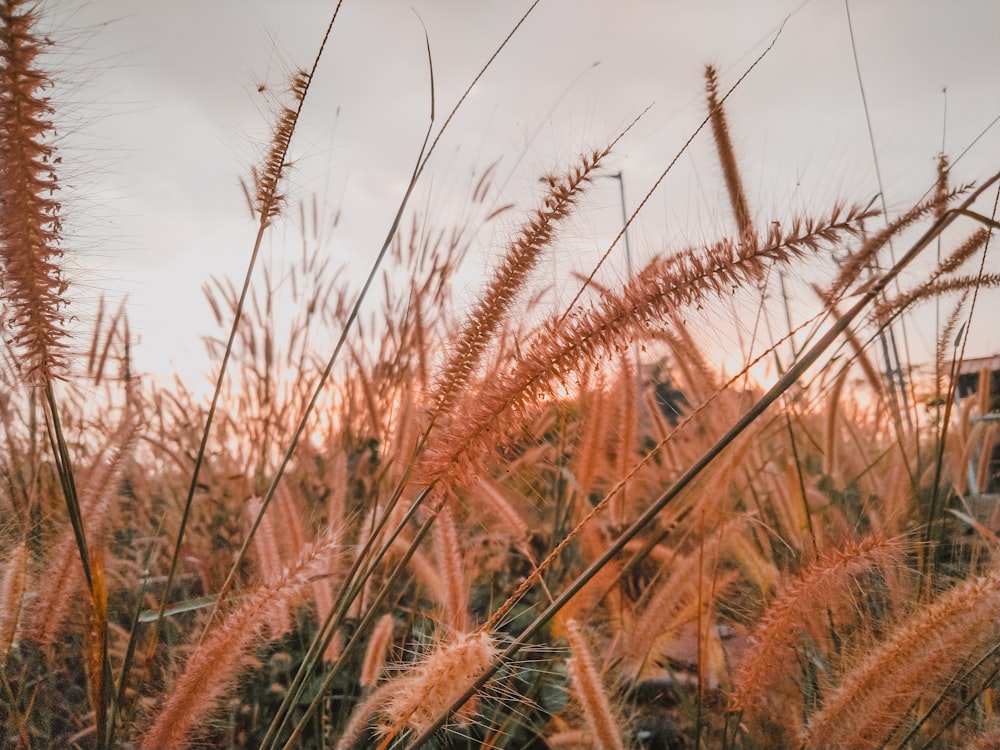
top-left (44, 1), bottom-right (1000, 387)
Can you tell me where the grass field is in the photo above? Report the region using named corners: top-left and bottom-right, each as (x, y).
top-left (2, 1), bottom-right (1000, 748)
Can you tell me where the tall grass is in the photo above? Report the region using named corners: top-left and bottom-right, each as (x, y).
top-left (2, 2), bottom-right (1000, 749)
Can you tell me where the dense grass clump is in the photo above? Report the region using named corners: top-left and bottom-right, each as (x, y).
top-left (3, 2), bottom-right (1000, 749)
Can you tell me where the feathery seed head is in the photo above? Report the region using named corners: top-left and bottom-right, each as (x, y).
top-left (0, 540), bottom-right (27, 658)
top-left (376, 630), bottom-right (498, 740)
top-left (416, 202), bottom-right (873, 489)
top-left (360, 613), bottom-right (396, 689)
top-left (705, 64), bottom-right (753, 239)
top-left (138, 535), bottom-right (336, 750)
top-left (802, 568), bottom-right (1000, 748)
top-left (732, 533), bottom-right (904, 720)
top-left (565, 619), bottom-right (625, 750)
top-left (424, 145), bottom-right (612, 426)
top-left (251, 69), bottom-right (311, 225)
top-left (0, 0), bottom-right (70, 382)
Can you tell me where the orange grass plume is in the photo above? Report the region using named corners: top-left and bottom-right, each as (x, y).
top-left (0, 0), bottom-right (70, 383)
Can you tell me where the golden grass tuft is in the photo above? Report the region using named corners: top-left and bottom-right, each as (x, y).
top-left (424, 144), bottom-right (614, 429)
top-left (565, 619), bottom-right (624, 750)
top-left (0, 540), bottom-right (27, 659)
top-left (705, 64), bottom-right (753, 240)
top-left (26, 409), bottom-right (138, 645)
top-left (360, 613), bottom-right (395, 689)
top-left (417, 202), bottom-right (873, 489)
top-left (138, 535), bottom-right (336, 750)
top-left (733, 533), bottom-right (905, 726)
top-left (434, 502), bottom-right (469, 633)
top-left (620, 523), bottom-right (736, 681)
top-left (802, 569), bottom-right (1000, 749)
top-left (374, 630), bottom-right (498, 743)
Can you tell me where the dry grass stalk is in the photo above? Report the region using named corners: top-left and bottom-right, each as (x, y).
top-left (733, 534), bottom-right (904, 724)
top-left (374, 630), bottom-right (498, 743)
top-left (565, 619), bottom-right (624, 750)
top-left (0, 540), bottom-right (27, 659)
top-left (774, 456), bottom-right (815, 551)
top-left (27, 411), bottom-right (138, 644)
top-left (493, 346), bottom-right (793, 640)
top-left (802, 569), bottom-right (1000, 749)
top-left (138, 535), bottom-right (336, 750)
top-left (311, 476), bottom-right (344, 663)
top-left (245, 495), bottom-right (292, 636)
top-left (310, 571), bottom-right (342, 663)
top-left (360, 613), bottom-right (395, 689)
top-left (326, 446), bottom-right (348, 534)
top-left (276, 483), bottom-right (306, 552)
top-left (935, 296), bottom-right (969, 406)
top-left (810, 288), bottom-right (887, 401)
top-left (613, 355), bottom-right (638, 525)
top-left (823, 364), bottom-right (850, 477)
top-left (945, 417), bottom-right (978, 497)
top-left (824, 185), bottom-right (966, 303)
top-left (620, 526), bottom-right (732, 680)
top-left (434, 502), bottom-right (469, 633)
top-left (85, 550), bottom-right (110, 744)
top-left (573, 373), bottom-right (610, 503)
top-left (418, 203), bottom-right (872, 488)
top-left (978, 422), bottom-right (998, 494)
top-left (726, 529), bottom-right (780, 595)
top-left (472, 476), bottom-right (530, 545)
top-left (705, 64), bottom-right (753, 240)
top-left (663, 321), bottom-right (721, 405)
top-left (551, 524), bottom-right (623, 637)
top-left (334, 686), bottom-right (389, 750)
top-left (425, 145), bottom-right (613, 427)
top-left (979, 367), bottom-right (993, 416)
top-left (641, 376), bottom-right (673, 445)
top-left (247, 495), bottom-right (283, 578)
top-left (0, 0), bottom-right (69, 382)
top-left (386, 522), bottom-right (449, 609)
top-left (545, 729), bottom-right (597, 748)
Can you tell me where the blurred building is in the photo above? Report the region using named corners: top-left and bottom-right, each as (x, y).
top-left (955, 354), bottom-right (1000, 497)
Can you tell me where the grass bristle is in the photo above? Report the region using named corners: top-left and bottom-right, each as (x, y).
top-left (565, 619), bottom-right (625, 750)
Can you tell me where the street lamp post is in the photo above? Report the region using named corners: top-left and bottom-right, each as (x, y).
top-left (605, 171), bottom-right (632, 278)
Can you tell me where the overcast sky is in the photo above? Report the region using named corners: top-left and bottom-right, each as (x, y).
top-left (44, 0), bottom-right (1000, 387)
